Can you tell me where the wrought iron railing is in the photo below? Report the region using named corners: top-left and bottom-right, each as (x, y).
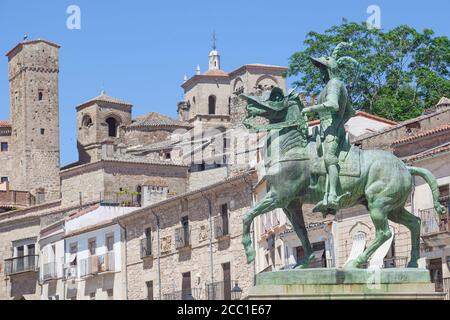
top-left (419, 207), bottom-right (449, 235)
top-left (206, 280), bottom-right (237, 300)
top-left (79, 252), bottom-right (114, 277)
top-left (162, 288), bottom-right (203, 300)
top-left (64, 264), bottom-right (77, 280)
top-left (4, 255), bottom-right (39, 276)
top-left (140, 238), bottom-right (152, 258)
top-left (382, 256), bottom-right (408, 268)
top-left (41, 262), bottom-right (58, 281)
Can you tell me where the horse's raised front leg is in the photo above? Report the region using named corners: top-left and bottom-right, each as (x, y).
top-left (283, 201), bottom-right (314, 268)
top-left (242, 191), bottom-right (280, 264)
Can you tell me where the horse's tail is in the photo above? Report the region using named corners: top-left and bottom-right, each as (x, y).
top-left (407, 166), bottom-right (446, 215)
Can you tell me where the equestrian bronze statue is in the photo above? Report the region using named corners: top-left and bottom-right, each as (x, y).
top-left (240, 43), bottom-right (446, 269)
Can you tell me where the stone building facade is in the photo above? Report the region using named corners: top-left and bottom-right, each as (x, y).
top-left (118, 171), bottom-right (256, 300)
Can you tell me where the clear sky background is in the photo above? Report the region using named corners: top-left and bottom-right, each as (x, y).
top-left (0, 0), bottom-right (449, 165)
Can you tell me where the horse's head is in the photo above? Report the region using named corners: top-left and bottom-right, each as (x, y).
top-left (240, 87), bottom-right (306, 131)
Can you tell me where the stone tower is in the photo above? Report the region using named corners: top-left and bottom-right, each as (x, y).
top-left (76, 91), bottom-right (132, 164)
top-left (6, 39), bottom-right (61, 201)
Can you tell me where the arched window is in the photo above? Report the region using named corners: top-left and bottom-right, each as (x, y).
top-left (208, 95), bottom-right (216, 115)
top-left (106, 117), bottom-right (118, 137)
top-left (82, 115), bottom-right (93, 128)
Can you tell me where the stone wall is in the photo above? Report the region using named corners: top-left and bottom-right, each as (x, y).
top-left (188, 167), bottom-right (227, 191)
top-left (0, 216), bottom-right (41, 299)
top-left (121, 176), bottom-right (255, 300)
top-left (61, 161), bottom-right (188, 206)
top-left (0, 130), bottom-right (13, 183)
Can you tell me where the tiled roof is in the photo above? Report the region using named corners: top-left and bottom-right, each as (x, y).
top-left (5, 39), bottom-right (61, 57)
top-left (437, 97), bottom-right (450, 106)
top-left (128, 112), bottom-right (191, 128)
top-left (355, 111), bottom-right (398, 125)
top-left (307, 111), bottom-right (397, 127)
top-left (407, 143), bottom-right (450, 162)
top-left (0, 120), bottom-right (11, 127)
top-left (129, 139), bottom-right (179, 152)
top-left (203, 69), bottom-right (228, 76)
top-left (393, 125), bottom-right (450, 145)
top-left (76, 91), bottom-right (132, 109)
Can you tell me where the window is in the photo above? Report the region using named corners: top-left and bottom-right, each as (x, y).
top-left (143, 227), bottom-right (152, 257)
top-left (208, 95), bottom-right (216, 115)
top-left (38, 90), bottom-right (43, 101)
top-left (69, 242), bottom-right (77, 266)
top-left (136, 185), bottom-right (142, 206)
top-left (40, 128), bottom-right (45, 135)
top-left (106, 234), bottom-right (114, 252)
top-left (1, 142), bottom-right (8, 152)
top-left (221, 203), bottom-right (229, 236)
top-left (82, 115), bottom-right (93, 128)
top-left (107, 289), bottom-right (114, 300)
top-left (181, 272), bottom-right (192, 299)
top-left (37, 191), bottom-right (45, 204)
top-left (146, 281), bottom-right (153, 300)
top-left (181, 216), bottom-right (189, 246)
top-left (106, 117), bottom-right (118, 137)
top-left (88, 238), bottom-right (96, 256)
top-left (1, 177), bottom-right (8, 183)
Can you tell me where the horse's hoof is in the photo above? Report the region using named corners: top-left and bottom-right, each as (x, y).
top-left (245, 248), bottom-right (256, 264)
top-left (407, 261), bottom-right (418, 268)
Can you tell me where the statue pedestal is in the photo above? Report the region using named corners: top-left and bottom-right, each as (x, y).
top-left (248, 268), bottom-right (445, 300)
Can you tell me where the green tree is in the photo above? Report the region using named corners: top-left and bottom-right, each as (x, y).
top-left (287, 20), bottom-right (450, 121)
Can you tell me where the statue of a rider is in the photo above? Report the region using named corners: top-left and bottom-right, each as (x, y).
top-left (301, 42), bottom-right (358, 212)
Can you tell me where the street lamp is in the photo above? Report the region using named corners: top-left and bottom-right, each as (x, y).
top-left (231, 282), bottom-right (242, 300)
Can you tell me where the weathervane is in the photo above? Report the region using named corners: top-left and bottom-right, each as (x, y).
top-left (211, 31), bottom-right (217, 50)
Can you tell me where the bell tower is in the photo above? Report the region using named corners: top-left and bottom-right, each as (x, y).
top-left (208, 32), bottom-right (220, 71)
top-left (6, 39), bottom-right (61, 201)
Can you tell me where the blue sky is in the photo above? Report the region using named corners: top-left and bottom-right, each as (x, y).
top-left (0, 0), bottom-right (449, 165)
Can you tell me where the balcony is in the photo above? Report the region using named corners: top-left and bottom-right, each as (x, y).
top-left (79, 252), bottom-right (115, 277)
top-left (162, 288), bottom-right (203, 300)
top-left (206, 280), bottom-right (237, 300)
top-left (41, 262), bottom-right (59, 281)
top-left (4, 255), bottom-right (39, 276)
top-left (140, 238), bottom-right (152, 259)
top-left (214, 216), bottom-right (229, 239)
top-left (260, 210), bottom-right (283, 240)
top-left (419, 207), bottom-right (450, 247)
top-left (64, 264), bottom-right (77, 280)
top-left (175, 227), bottom-right (190, 249)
